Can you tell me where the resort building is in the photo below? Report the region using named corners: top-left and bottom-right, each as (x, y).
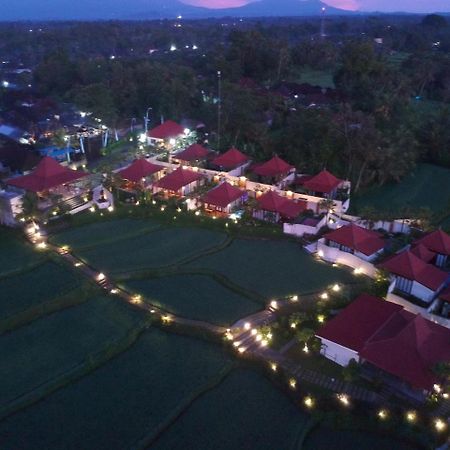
top-left (171, 143), bottom-right (210, 166)
top-left (380, 250), bottom-right (448, 303)
top-left (152, 167), bottom-right (203, 199)
top-left (295, 169), bottom-right (347, 200)
top-left (317, 223), bottom-right (385, 276)
top-left (211, 147), bottom-right (250, 176)
top-left (252, 155), bottom-right (295, 187)
top-left (316, 294), bottom-right (450, 396)
top-left (253, 190), bottom-right (306, 223)
top-left (147, 120), bottom-right (185, 147)
top-left (117, 158), bottom-right (165, 192)
top-left (201, 181), bottom-right (245, 216)
top-left (414, 229), bottom-right (450, 268)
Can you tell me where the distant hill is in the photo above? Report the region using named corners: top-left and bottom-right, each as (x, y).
top-left (2, 0), bottom-right (350, 21)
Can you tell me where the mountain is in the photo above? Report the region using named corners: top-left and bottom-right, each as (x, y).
top-left (1, 0), bottom-right (350, 21)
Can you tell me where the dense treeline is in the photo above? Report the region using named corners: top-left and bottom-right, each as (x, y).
top-left (1, 15), bottom-right (449, 190)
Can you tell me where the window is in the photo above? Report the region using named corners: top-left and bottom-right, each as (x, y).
top-left (395, 277), bottom-right (413, 294)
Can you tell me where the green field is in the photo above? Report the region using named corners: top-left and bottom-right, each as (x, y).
top-left (0, 232), bottom-right (43, 277)
top-left (0, 296), bottom-right (143, 405)
top-left (303, 425), bottom-right (417, 450)
top-left (0, 330), bottom-right (231, 450)
top-left (50, 218), bottom-right (160, 249)
top-left (152, 368), bottom-right (309, 450)
top-left (189, 239), bottom-right (355, 298)
top-left (125, 274), bottom-right (262, 325)
top-left (0, 261), bottom-right (83, 320)
top-left (351, 163), bottom-right (450, 218)
top-left (77, 227), bottom-right (227, 274)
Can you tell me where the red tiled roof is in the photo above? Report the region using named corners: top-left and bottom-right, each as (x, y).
top-left (257, 190), bottom-right (306, 219)
top-left (253, 155), bottom-right (294, 178)
top-left (6, 156), bottom-right (87, 192)
top-left (212, 147), bottom-right (249, 169)
top-left (175, 144), bottom-right (209, 162)
top-left (154, 167), bottom-right (202, 192)
top-left (324, 223), bottom-right (385, 256)
top-left (415, 230), bottom-right (450, 256)
top-left (148, 120), bottom-right (184, 140)
top-left (410, 243), bottom-right (436, 263)
top-left (380, 251), bottom-right (447, 291)
top-left (316, 294), bottom-right (403, 352)
top-left (317, 294), bottom-right (450, 390)
top-left (360, 313), bottom-right (450, 390)
top-left (301, 170), bottom-right (343, 194)
top-left (118, 159), bottom-right (163, 183)
top-left (202, 182), bottom-right (244, 208)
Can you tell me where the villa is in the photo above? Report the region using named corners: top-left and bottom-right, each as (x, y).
top-left (117, 158), bottom-right (165, 189)
top-left (211, 147), bottom-right (250, 176)
top-left (316, 294), bottom-right (450, 397)
top-left (253, 190), bottom-right (306, 223)
top-left (380, 250), bottom-right (448, 303)
top-left (201, 181), bottom-right (245, 216)
top-left (171, 143), bottom-right (210, 166)
top-left (147, 120), bottom-right (185, 147)
top-left (252, 155), bottom-right (295, 187)
top-left (295, 169), bottom-right (347, 200)
top-left (317, 223), bottom-right (385, 276)
top-left (152, 167), bottom-right (203, 199)
top-left (414, 229), bottom-right (450, 268)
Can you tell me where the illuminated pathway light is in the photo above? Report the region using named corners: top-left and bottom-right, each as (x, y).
top-left (434, 418), bottom-right (447, 432)
top-left (332, 284), bottom-right (340, 292)
top-left (270, 300), bottom-right (278, 309)
top-left (289, 378), bottom-right (296, 389)
top-left (337, 394), bottom-right (350, 406)
top-left (406, 411), bottom-right (417, 423)
top-left (97, 273), bottom-right (106, 281)
top-left (244, 322), bottom-right (251, 330)
top-left (304, 396), bottom-right (314, 408)
top-left (270, 362), bottom-right (277, 372)
top-left (377, 409), bottom-right (388, 420)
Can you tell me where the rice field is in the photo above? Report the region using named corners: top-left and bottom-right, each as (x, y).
top-left (125, 274), bottom-right (262, 326)
top-left (49, 218), bottom-right (161, 250)
top-left (152, 368), bottom-right (309, 450)
top-left (351, 163), bottom-right (450, 217)
top-left (0, 330), bottom-right (231, 450)
top-left (0, 261), bottom-right (83, 320)
top-left (189, 238), bottom-right (355, 298)
top-left (77, 227), bottom-right (227, 274)
top-left (0, 296), bottom-right (144, 405)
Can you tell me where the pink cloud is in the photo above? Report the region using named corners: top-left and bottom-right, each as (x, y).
top-left (182, 0), bottom-right (251, 8)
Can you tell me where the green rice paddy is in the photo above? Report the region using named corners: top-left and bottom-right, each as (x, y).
top-left (125, 274), bottom-right (262, 326)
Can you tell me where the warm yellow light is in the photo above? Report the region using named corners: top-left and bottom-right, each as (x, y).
top-left (270, 362), bottom-right (277, 372)
top-left (317, 315), bottom-right (325, 323)
top-left (443, 393), bottom-right (449, 399)
top-left (238, 347), bottom-right (246, 353)
top-left (195, 211), bottom-right (200, 216)
top-left (353, 267), bottom-right (363, 275)
top-left (435, 418), bottom-right (447, 432)
top-left (433, 384), bottom-right (442, 393)
top-left (97, 273), bottom-right (106, 281)
top-left (337, 394), bottom-right (350, 406)
top-left (244, 322), bottom-right (251, 330)
top-left (289, 378), bottom-right (296, 389)
top-left (378, 409), bottom-right (388, 420)
top-left (133, 295), bottom-right (142, 304)
top-left (406, 411), bottom-right (416, 423)
top-left (107, 206), bottom-right (114, 212)
top-left (251, 329), bottom-right (257, 336)
top-left (304, 396), bottom-right (314, 408)
top-left (290, 322), bottom-right (297, 329)
top-left (270, 300), bottom-right (278, 309)
top-left (303, 343), bottom-right (309, 354)
top-left (89, 206), bottom-right (95, 212)
top-left (332, 284), bottom-right (340, 292)
top-left (318, 250), bottom-right (324, 257)
top-left (225, 331), bottom-right (233, 341)
top-left (267, 332), bottom-right (273, 340)
top-left (110, 288), bottom-right (118, 294)
top-left (291, 295), bottom-right (298, 302)
top-left (261, 339), bottom-right (268, 347)
top-left (160, 206), bottom-right (166, 212)
top-left (162, 315), bottom-right (172, 324)
top-left (233, 341), bottom-right (241, 348)
top-left (320, 292), bottom-right (328, 300)
top-left (152, 200), bottom-right (156, 205)
top-left (74, 262), bottom-right (82, 267)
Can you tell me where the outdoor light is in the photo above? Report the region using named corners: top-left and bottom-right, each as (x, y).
top-left (302, 343), bottom-right (309, 353)
top-left (378, 409), bottom-right (388, 420)
top-left (195, 211), bottom-right (200, 216)
top-left (270, 300), bottom-right (278, 309)
top-left (233, 341), bottom-right (241, 348)
top-left (152, 200), bottom-right (156, 205)
top-left (74, 262), bottom-right (82, 267)
top-left (332, 284), bottom-right (340, 292)
top-left (244, 322), bottom-right (251, 330)
top-left (107, 206), bottom-right (114, 212)
top-left (36, 242), bottom-right (47, 249)
top-left (337, 394), bottom-right (350, 406)
top-left (110, 288), bottom-right (118, 294)
top-left (256, 334), bottom-right (262, 342)
top-left (320, 292), bottom-right (328, 300)
top-left (434, 418), bottom-right (447, 432)
top-left (170, 45), bottom-right (177, 51)
top-left (150, 309), bottom-right (156, 313)
top-left (270, 363), bottom-right (277, 372)
top-left (238, 347), bottom-right (246, 353)
top-left (162, 315), bottom-right (172, 323)
top-left (433, 384), bottom-right (442, 393)
top-left (261, 339), bottom-right (268, 347)
top-left (184, 128), bottom-right (190, 135)
top-left (354, 267), bottom-right (363, 275)
top-left (97, 273), bottom-right (106, 281)
top-left (176, 207), bottom-right (182, 212)
top-left (291, 295), bottom-right (298, 302)
top-left (267, 332), bottom-right (272, 340)
top-left (406, 411), bottom-right (417, 423)
top-left (89, 206), bottom-right (95, 212)
top-left (317, 315), bottom-right (325, 323)
top-left (289, 378), bottom-right (296, 389)
top-left (304, 396), bottom-right (314, 408)
top-left (318, 250), bottom-right (324, 257)
top-left (169, 138), bottom-right (176, 145)
top-left (160, 206), bottom-right (166, 211)
top-left (2, 80), bottom-right (9, 88)
top-left (133, 295), bottom-right (142, 304)
top-left (290, 323), bottom-right (297, 329)
top-left (225, 331), bottom-right (233, 341)
top-left (251, 329), bottom-right (257, 336)
top-left (192, 45), bottom-right (198, 50)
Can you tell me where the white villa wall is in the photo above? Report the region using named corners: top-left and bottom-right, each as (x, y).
top-left (316, 240), bottom-right (377, 277)
top-left (318, 338), bottom-right (359, 366)
top-left (283, 215), bottom-right (327, 237)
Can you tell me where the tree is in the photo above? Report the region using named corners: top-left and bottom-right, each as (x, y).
top-left (342, 359), bottom-right (360, 382)
top-left (422, 14), bottom-right (448, 30)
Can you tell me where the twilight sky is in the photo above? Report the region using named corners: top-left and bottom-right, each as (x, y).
top-left (182, 0), bottom-right (450, 12)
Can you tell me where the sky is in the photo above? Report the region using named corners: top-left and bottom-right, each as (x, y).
top-left (182, 0), bottom-right (450, 12)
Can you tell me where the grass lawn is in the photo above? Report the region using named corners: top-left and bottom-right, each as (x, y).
top-left (78, 227), bottom-right (227, 274)
top-left (0, 330), bottom-right (231, 450)
top-left (350, 163), bottom-right (450, 217)
top-left (0, 231), bottom-right (43, 277)
top-left (152, 368), bottom-right (309, 450)
top-left (189, 238), bottom-right (355, 298)
top-left (49, 218), bottom-right (161, 250)
top-left (0, 261), bottom-right (84, 320)
top-left (303, 425), bottom-right (418, 450)
top-left (124, 274), bottom-right (262, 326)
top-left (0, 296), bottom-right (144, 405)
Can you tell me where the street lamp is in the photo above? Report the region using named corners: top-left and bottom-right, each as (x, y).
top-left (217, 70), bottom-right (222, 151)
